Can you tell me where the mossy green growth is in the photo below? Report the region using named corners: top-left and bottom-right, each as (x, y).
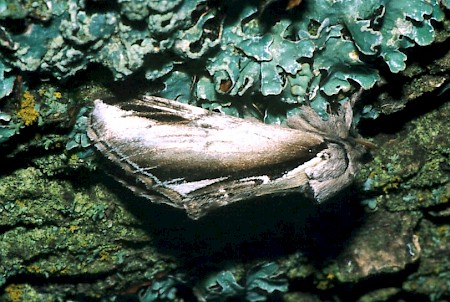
top-left (402, 219), bottom-right (450, 299)
top-left (0, 163), bottom-right (177, 298)
top-left (359, 100), bottom-right (450, 211)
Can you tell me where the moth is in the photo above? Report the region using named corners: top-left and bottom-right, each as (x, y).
top-left (87, 95), bottom-right (371, 220)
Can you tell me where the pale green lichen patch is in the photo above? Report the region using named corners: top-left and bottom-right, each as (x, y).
top-left (0, 0), bottom-right (445, 120)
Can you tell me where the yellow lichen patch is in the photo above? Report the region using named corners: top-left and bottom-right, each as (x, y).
top-left (5, 284), bottom-right (24, 302)
top-left (326, 272), bottom-right (335, 280)
top-left (368, 171), bottom-right (378, 179)
top-left (316, 272), bottom-right (335, 290)
top-left (438, 225), bottom-right (449, 236)
top-left (49, 265), bottom-right (68, 275)
top-left (69, 225), bottom-right (80, 233)
top-left (15, 200), bottom-right (26, 208)
top-left (26, 264), bottom-right (41, 273)
top-left (316, 280), bottom-right (331, 290)
top-left (53, 91), bottom-right (62, 99)
top-left (99, 250), bottom-right (111, 262)
top-left (382, 176), bottom-right (401, 194)
top-left (17, 91), bottom-right (39, 126)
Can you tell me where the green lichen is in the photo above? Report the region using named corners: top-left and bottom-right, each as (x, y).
top-left (0, 164), bottom-right (177, 298)
top-left (403, 219), bottom-right (450, 300)
top-left (0, 113), bottom-right (20, 144)
top-left (137, 262), bottom-right (288, 302)
top-left (0, 84), bottom-right (72, 147)
top-left (138, 276), bottom-right (179, 302)
top-left (195, 262), bottom-right (288, 302)
top-left (359, 100), bottom-right (450, 211)
top-left (65, 107), bottom-right (91, 150)
top-left (1, 0), bottom-right (445, 119)
top-left (0, 61), bottom-right (14, 99)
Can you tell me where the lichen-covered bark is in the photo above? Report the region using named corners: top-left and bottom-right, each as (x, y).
top-left (0, 166), bottom-right (179, 300)
top-left (0, 1), bottom-right (449, 301)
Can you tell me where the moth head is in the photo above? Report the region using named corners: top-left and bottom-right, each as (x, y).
top-left (287, 92), bottom-right (375, 154)
top-left (287, 95), bottom-right (374, 202)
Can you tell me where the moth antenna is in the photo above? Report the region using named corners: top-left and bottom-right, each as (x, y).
top-left (353, 137), bottom-right (377, 149)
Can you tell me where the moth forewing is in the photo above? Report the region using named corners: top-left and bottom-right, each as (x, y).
top-left (87, 96), bottom-right (368, 219)
top-left (88, 97), bottom-right (326, 180)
